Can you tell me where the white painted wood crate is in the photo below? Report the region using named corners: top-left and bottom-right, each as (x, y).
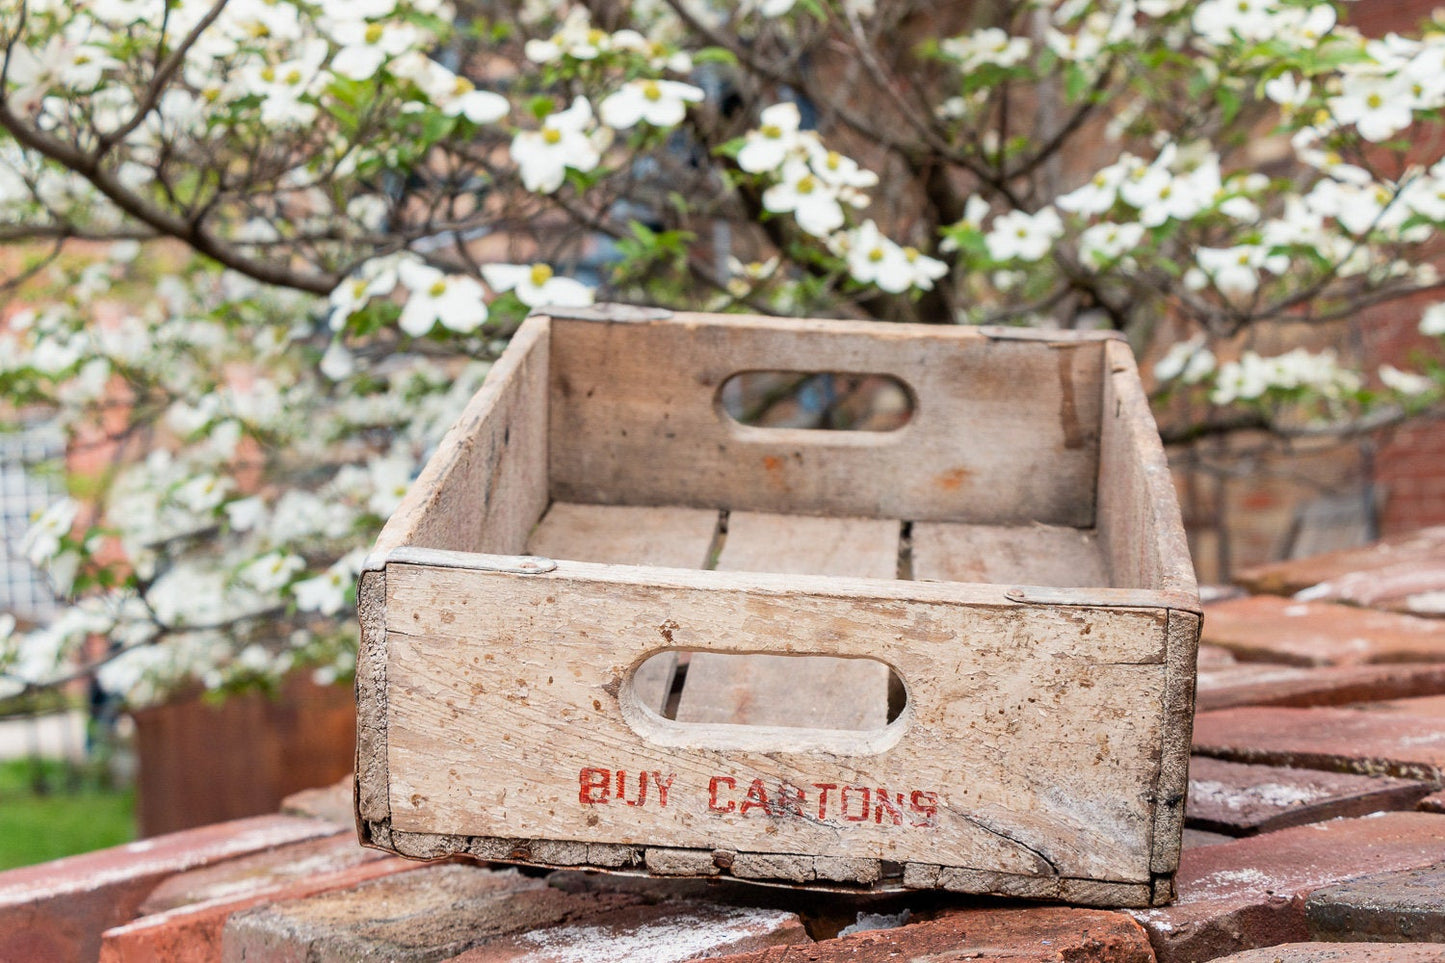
top-left (356, 306), bottom-right (1201, 906)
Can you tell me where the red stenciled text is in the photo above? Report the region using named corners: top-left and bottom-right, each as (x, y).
top-left (578, 767), bottom-right (674, 808)
top-left (706, 776), bottom-right (938, 828)
top-left (576, 767), bottom-right (938, 828)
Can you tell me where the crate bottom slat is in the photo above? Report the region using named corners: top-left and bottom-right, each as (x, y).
top-left (912, 520), bottom-right (1109, 587)
top-left (362, 822), bottom-right (1167, 906)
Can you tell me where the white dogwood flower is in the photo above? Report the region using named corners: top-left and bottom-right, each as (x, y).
top-left (1330, 72), bottom-right (1416, 143)
top-left (985, 207), bottom-right (1063, 261)
top-left (510, 97), bottom-right (600, 194)
top-left (843, 221), bottom-right (913, 293)
top-left (941, 28), bottom-right (1030, 72)
top-left (396, 260), bottom-right (487, 336)
top-left (1420, 303), bottom-right (1445, 336)
top-left (481, 263), bottom-right (595, 308)
top-left (240, 552), bottom-right (306, 595)
top-left (762, 159), bottom-right (846, 237)
top-left (738, 102), bottom-right (803, 174)
top-left (22, 498), bottom-right (79, 565)
top-left (1380, 364), bottom-right (1434, 396)
top-left (330, 20), bottom-right (421, 81)
top-left (1079, 221), bottom-right (1145, 269)
top-left (599, 79), bottom-right (704, 129)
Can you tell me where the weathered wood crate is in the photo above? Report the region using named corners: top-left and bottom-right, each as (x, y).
top-left (355, 306), bottom-right (1201, 907)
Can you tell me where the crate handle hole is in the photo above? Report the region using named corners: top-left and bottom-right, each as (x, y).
top-left (716, 371), bottom-right (914, 432)
top-left (633, 651), bottom-right (907, 731)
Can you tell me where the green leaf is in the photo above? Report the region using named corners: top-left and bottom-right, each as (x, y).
top-left (693, 46), bottom-right (738, 65)
top-left (1064, 63), bottom-right (1089, 102)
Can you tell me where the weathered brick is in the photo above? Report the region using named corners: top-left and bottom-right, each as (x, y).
top-left (1201, 596), bottom-right (1445, 666)
top-left (1187, 757), bottom-right (1431, 835)
top-left (1290, 559), bottom-right (1445, 615)
top-left (99, 834), bottom-right (413, 962)
top-left (0, 814), bottom-right (339, 963)
top-left (1130, 812), bottom-right (1445, 963)
top-left (1210, 944), bottom-right (1445, 962)
top-left (708, 906), bottom-right (1154, 962)
top-left (1193, 702), bottom-right (1445, 781)
top-left (280, 774), bottom-right (354, 826)
top-left (220, 863), bottom-right (547, 962)
top-left (101, 858), bottom-right (418, 963)
top-left (220, 862), bottom-right (807, 962)
top-left (1196, 662), bottom-right (1445, 712)
top-left (1233, 526), bottom-right (1445, 597)
top-left (445, 902), bottom-right (809, 961)
top-left (1306, 862), bottom-right (1445, 942)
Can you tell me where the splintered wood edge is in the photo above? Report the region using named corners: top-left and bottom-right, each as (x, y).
top-left (355, 568), bottom-right (391, 846)
top-left (1149, 608), bottom-right (1201, 884)
top-left (365, 829), bottom-right (1155, 906)
top-left (539, 305), bottom-right (1127, 344)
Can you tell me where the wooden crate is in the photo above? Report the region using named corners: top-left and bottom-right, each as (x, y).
top-left (355, 306), bottom-right (1200, 907)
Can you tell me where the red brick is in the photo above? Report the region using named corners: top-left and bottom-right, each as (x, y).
top-left (1306, 862), bottom-right (1445, 941)
top-left (1210, 944), bottom-right (1445, 962)
top-left (1193, 702), bottom-right (1445, 780)
top-left (1187, 757), bottom-right (1431, 836)
top-left (1201, 596), bottom-right (1445, 666)
top-left (0, 814), bottom-right (340, 963)
top-left (1197, 662), bottom-right (1445, 711)
top-left (446, 902), bottom-right (809, 961)
top-left (707, 906), bottom-right (1154, 963)
top-left (280, 774), bottom-right (354, 826)
top-left (1130, 812), bottom-right (1445, 963)
top-left (219, 863), bottom-right (807, 962)
top-left (99, 834), bottom-right (415, 963)
top-left (1233, 527), bottom-right (1445, 597)
top-left (1182, 829), bottom-right (1234, 849)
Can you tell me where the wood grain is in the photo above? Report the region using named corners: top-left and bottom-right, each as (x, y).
top-left (546, 312), bottom-right (1107, 526)
top-left (527, 502), bottom-right (719, 713)
top-left (912, 522), bottom-right (1108, 587)
top-left (675, 512), bottom-right (900, 730)
top-left (382, 559), bottom-right (1170, 883)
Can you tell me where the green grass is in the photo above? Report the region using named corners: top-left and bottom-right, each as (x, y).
top-left (0, 758), bottom-right (135, 870)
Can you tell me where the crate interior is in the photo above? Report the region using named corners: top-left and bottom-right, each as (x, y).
top-left (534, 313), bottom-right (1174, 591)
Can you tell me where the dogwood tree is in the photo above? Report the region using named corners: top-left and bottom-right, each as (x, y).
top-left (2, 0), bottom-right (1445, 704)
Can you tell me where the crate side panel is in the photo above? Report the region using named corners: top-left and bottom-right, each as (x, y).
top-left (355, 569), bottom-right (389, 830)
top-left (373, 316), bottom-right (550, 559)
top-left (912, 522), bottom-right (1109, 588)
top-left (547, 316), bottom-right (1104, 525)
top-left (675, 512), bottom-right (899, 729)
top-left (381, 562), bottom-right (1169, 883)
top-left (1097, 341), bottom-right (1197, 595)
top-left (1151, 607), bottom-right (1202, 876)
